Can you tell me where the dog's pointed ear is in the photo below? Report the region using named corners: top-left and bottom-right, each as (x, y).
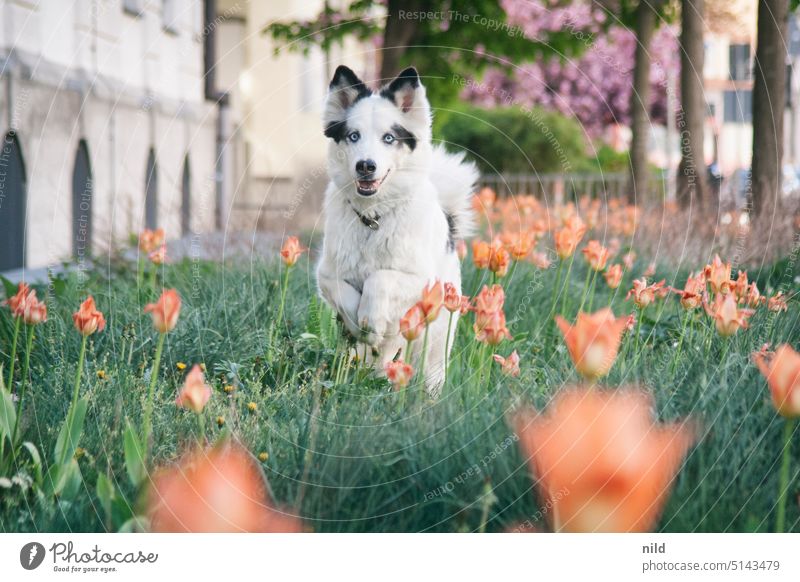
top-left (380, 67), bottom-right (430, 126)
top-left (323, 66), bottom-right (371, 141)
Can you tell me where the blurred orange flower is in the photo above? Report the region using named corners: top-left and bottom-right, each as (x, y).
top-left (704, 255), bottom-right (732, 295)
top-left (139, 228), bottom-right (165, 254)
top-left (280, 236), bottom-right (307, 266)
top-left (176, 364), bottom-right (212, 413)
top-left (472, 240), bottom-right (491, 270)
top-left (474, 309), bottom-right (512, 345)
top-left (768, 292), bottom-right (788, 313)
top-left (399, 303), bottom-right (425, 341)
top-left (385, 360), bottom-right (414, 389)
top-left (144, 288), bottom-right (181, 333)
top-left (555, 308), bottom-right (628, 380)
top-left (704, 293), bottom-right (753, 336)
top-left (530, 251), bottom-right (552, 270)
top-left (20, 289), bottom-right (47, 325)
top-left (753, 344), bottom-right (800, 418)
top-left (73, 296), bottom-right (106, 336)
top-left (493, 350), bottom-right (520, 377)
top-left (626, 278), bottom-right (662, 309)
top-left (3, 282), bottom-right (31, 318)
top-left (514, 387), bottom-right (694, 532)
top-left (148, 244), bottom-right (167, 265)
top-left (674, 273), bottom-right (705, 310)
top-left (419, 280), bottom-right (444, 323)
top-left (582, 240), bottom-right (610, 271)
top-left (443, 282), bottom-right (461, 313)
top-left (603, 264), bottom-right (623, 289)
top-left (503, 231), bottom-right (536, 261)
top-left (149, 444), bottom-right (302, 532)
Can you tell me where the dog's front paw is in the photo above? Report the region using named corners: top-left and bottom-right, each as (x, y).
top-left (357, 314), bottom-right (388, 347)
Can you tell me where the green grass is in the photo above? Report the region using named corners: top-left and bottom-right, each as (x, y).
top-left (1, 251), bottom-right (799, 533)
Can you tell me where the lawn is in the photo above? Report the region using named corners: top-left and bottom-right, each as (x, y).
top-left (1, 204), bottom-right (799, 533)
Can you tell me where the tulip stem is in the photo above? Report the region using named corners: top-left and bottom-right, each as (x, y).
top-left (586, 270), bottom-right (599, 313)
top-left (6, 317), bottom-right (21, 394)
top-left (443, 312), bottom-right (455, 388)
top-left (577, 267), bottom-right (593, 314)
top-left (148, 265), bottom-right (157, 298)
top-left (142, 332), bottom-right (166, 461)
top-left (11, 325), bottom-right (34, 447)
top-left (57, 333), bottom-right (88, 465)
top-left (670, 310), bottom-right (691, 376)
top-left (417, 324), bottom-right (430, 387)
top-left (549, 260), bottom-right (564, 323)
top-left (559, 255), bottom-right (575, 316)
top-left (270, 265), bottom-right (292, 360)
top-left (775, 418), bottom-right (795, 533)
top-left (196, 411), bottom-right (206, 446)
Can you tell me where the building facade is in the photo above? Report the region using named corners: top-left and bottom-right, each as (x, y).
top-left (0, 0), bottom-right (218, 272)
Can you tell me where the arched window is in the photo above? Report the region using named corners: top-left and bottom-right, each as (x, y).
top-left (181, 154), bottom-right (191, 234)
top-left (72, 140), bottom-right (93, 259)
top-left (145, 148), bottom-right (158, 229)
top-left (0, 132), bottom-right (27, 271)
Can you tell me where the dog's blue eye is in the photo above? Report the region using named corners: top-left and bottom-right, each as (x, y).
top-left (382, 133), bottom-right (395, 144)
top-left (347, 131), bottom-right (360, 143)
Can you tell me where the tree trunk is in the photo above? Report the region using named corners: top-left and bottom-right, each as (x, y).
top-left (380, 0), bottom-right (422, 82)
top-left (751, 0), bottom-right (789, 217)
top-left (676, 0), bottom-right (709, 212)
top-left (628, 1), bottom-right (661, 204)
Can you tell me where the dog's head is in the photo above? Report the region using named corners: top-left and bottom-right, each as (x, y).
top-left (323, 66), bottom-right (431, 198)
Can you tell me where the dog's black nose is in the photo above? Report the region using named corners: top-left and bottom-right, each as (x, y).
top-left (356, 159), bottom-right (377, 176)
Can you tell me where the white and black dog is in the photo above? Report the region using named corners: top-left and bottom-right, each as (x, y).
top-left (316, 65), bottom-right (477, 394)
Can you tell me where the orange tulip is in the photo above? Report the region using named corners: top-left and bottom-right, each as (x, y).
top-left (21, 290), bottom-right (47, 325)
top-left (753, 344), bottom-right (800, 418)
top-left (473, 284), bottom-right (505, 314)
top-left (149, 444), bottom-right (302, 532)
top-left (733, 270), bottom-right (749, 300)
top-left (603, 264), bottom-right (623, 289)
top-left (443, 282), bottom-right (461, 313)
top-left (280, 236), bottom-right (306, 266)
top-left (472, 240), bottom-right (491, 270)
top-left (176, 364), bottom-right (212, 413)
top-left (144, 289), bottom-right (182, 333)
top-left (704, 255), bottom-right (732, 295)
top-left (473, 186), bottom-right (496, 210)
top-left (626, 278), bottom-right (657, 309)
top-left (384, 360), bottom-right (414, 389)
top-left (399, 303), bottom-right (425, 341)
top-left (554, 227), bottom-right (581, 259)
top-left (555, 308), bottom-right (628, 380)
top-left (768, 292), bottom-right (788, 313)
top-left (3, 282), bottom-right (31, 318)
top-left (493, 350), bottom-right (520, 377)
top-left (504, 231), bottom-right (536, 261)
top-left (419, 280), bottom-right (444, 323)
top-left (704, 293), bottom-right (753, 337)
top-left (514, 387), bottom-right (694, 532)
top-left (149, 244), bottom-right (167, 265)
top-left (488, 242), bottom-right (511, 277)
top-left (530, 251), bottom-right (552, 270)
top-left (139, 228), bottom-right (165, 254)
top-left (745, 282), bottom-right (765, 308)
top-left (674, 273), bottom-right (705, 310)
top-left (474, 309), bottom-right (512, 345)
top-left (582, 240), bottom-right (610, 271)
top-left (622, 251), bottom-right (636, 270)
top-left (72, 296), bottom-right (106, 336)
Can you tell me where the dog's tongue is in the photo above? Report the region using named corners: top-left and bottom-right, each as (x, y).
top-left (358, 179), bottom-right (380, 191)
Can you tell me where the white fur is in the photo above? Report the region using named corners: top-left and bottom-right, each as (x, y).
top-left (316, 67), bottom-right (477, 394)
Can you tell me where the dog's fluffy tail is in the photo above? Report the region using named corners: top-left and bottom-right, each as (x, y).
top-left (429, 145), bottom-right (478, 241)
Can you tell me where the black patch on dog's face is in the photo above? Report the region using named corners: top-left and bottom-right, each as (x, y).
top-left (324, 120), bottom-right (350, 143)
top-left (391, 123), bottom-right (417, 151)
top-left (445, 212), bottom-right (456, 252)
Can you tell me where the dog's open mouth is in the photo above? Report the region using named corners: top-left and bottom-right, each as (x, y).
top-left (356, 172), bottom-right (388, 196)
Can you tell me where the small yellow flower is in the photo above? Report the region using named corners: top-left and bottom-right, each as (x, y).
top-left (176, 362), bottom-right (187, 371)
top-left (224, 385), bottom-right (235, 394)
top-left (216, 416), bottom-right (225, 427)
top-left (258, 452), bottom-right (269, 462)
top-left (200, 363), bottom-right (206, 372)
top-left (96, 370), bottom-right (106, 379)
top-left (75, 447), bottom-right (86, 459)
top-left (247, 402), bottom-right (257, 413)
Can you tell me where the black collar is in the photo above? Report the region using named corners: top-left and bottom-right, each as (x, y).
top-left (350, 203), bottom-right (381, 230)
